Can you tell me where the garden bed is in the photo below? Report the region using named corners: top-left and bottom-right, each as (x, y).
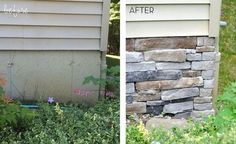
top-left (0, 99), bottom-right (119, 144)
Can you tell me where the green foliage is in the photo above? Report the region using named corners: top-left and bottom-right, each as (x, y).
top-left (214, 82), bottom-right (236, 127)
top-left (108, 1), bottom-right (120, 55)
top-left (127, 82), bottom-right (236, 144)
top-left (126, 122), bottom-right (150, 144)
top-left (0, 88), bottom-right (36, 132)
top-left (1, 99), bottom-right (119, 144)
top-left (83, 66), bottom-right (120, 97)
top-left (219, 0), bottom-right (236, 93)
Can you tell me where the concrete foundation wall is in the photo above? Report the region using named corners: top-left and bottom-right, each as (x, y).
top-left (0, 51), bottom-right (102, 104)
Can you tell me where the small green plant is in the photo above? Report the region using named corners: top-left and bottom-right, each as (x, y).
top-left (0, 87), bottom-right (36, 132)
top-left (83, 66), bottom-right (120, 98)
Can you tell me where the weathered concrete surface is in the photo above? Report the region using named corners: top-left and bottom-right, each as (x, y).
top-left (0, 51), bottom-right (101, 104)
top-left (146, 118), bottom-right (188, 130)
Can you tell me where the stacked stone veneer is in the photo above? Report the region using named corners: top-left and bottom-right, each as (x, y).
top-left (126, 37), bottom-right (220, 120)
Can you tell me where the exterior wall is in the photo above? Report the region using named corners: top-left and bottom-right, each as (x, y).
top-left (0, 0), bottom-right (110, 103)
top-left (126, 0), bottom-right (221, 38)
top-left (0, 51), bottom-right (101, 104)
top-left (0, 0), bottom-right (106, 50)
top-left (126, 37), bottom-right (220, 120)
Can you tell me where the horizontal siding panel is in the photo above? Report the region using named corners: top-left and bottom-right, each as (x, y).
top-left (0, 1), bottom-right (102, 14)
top-left (127, 21), bottom-right (209, 38)
top-left (127, 5), bottom-right (210, 21)
top-left (126, 0), bottom-right (210, 4)
top-left (0, 38), bottom-right (100, 50)
top-left (0, 26), bottom-right (101, 38)
top-left (0, 13), bottom-right (101, 27)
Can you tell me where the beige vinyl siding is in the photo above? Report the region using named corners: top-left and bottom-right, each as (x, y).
top-left (0, 0), bottom-right (110, 51)
top-left (0, 1), bottom-right (102, 14)
top-left (0, 26), bottom-right (100, 38)
top-left (0, 13), bottom-right (102, 27)
top-left (127, 5), bottom-right (209, 21)
top-left (127, 21), bottom-right (209, 38)
top-left (126, 0), bottom-right (210, 4)
top-left (126, 0), bottom-right (221, 38)
top-left (0, 38), bottom-right (100, 50)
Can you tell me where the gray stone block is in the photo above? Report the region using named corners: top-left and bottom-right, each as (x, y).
top-left (202, 52), bottom-right (216, 61)
top-left (192, 61), bottom-right (215, 70)
top-left (126, 83), bottom-right (135, 94)
top-left (191, 110), bottom-right (215, 118)
top-left (126, 70), bottom-right (182, 82)
top-left (126, 52), bottom-right (143, 63)
top-left (204, 79), bottom-right (215, 88)
top-left (174, 112), bottom-right (191, 119)
top-left (200, 88), bottom-right (213, 97)
top-left (186, 49), bottom-right (197, 54)
top-left (187, 53), bottom-right (202, 61)
top-left (194, 103), bottom-right (213, 110)
top-left (147, 100), bottom-right (165, 106)
top-left (204, 37), bottom-right (215, 46)
top-left (147, 105), bottom-right (164, 116)
top-left (197, 37), bottom-right (204, 46)
top-left (194, 97), bottom-right (212, 104)
top-left (163, 101), bottom-right (193, 114)
top-left (197, 37), bottom-right (215, 46)
top-left (126, 61), bottom-right (156, 72)
top-left (161, 88), bottom-right (199, 101)
top-left (202, 70), bottom-right (215, 80)
top-left (156, 62), bottom-right (191, 70)
top-left (126, 95), bottom-right (133, 104)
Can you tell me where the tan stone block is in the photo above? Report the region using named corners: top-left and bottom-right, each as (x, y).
top-left (126, 39), bottom-right (135, 51)
top-left (127, 102), bottom-right (146, 114)
top-left (144, 49), bottom-right (186, 62)
top-left (136, 77), bottom-right (203, 90)
top-left (182, 70), bottom-right (201, 77)
top-left (133, 90), bottom-right (161, 101)
top-left (196, 46), bottom-right (215, 52)
top-left (135, 37), bottom-right (197, 51)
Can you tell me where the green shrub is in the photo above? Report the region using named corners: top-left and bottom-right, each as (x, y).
top-left (0, 87), bottom-right (36, 132)
top-left (83, 66), bottom-right (120, 98)
top-left (1, 99), bottom-right (119, 144)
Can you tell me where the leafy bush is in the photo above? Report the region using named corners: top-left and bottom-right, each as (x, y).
top-left (0, 87), bottom-right (36, 132)
top-left (1, 99), bottom-right (119, 144)
top-left (83, 66), bottom-right (120, 98)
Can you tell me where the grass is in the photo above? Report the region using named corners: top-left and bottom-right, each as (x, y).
top-left (218, 0), bottom-right (236, 93)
